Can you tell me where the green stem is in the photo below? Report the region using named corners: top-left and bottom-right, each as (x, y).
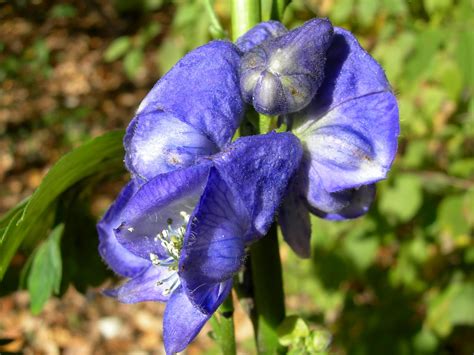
top-left (210, 294), bottom-right (236, 355)
top-left (231, 0), bottom-right (261, 41)
top-left (250, 224), bottom-right (286, 354)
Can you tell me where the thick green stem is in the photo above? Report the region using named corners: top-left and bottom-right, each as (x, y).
top-left (210, 294), bottom-right (236, 355)
top-left (250, 224), bottom-right (286, 354)
top-left (231, 0), bottom-right (261, 41)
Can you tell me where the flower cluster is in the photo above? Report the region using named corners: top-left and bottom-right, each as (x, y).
top-left (98, 18), bottom-right (399, 354)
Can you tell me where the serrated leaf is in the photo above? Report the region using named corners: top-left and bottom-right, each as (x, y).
top-left (0, 130), bottom-right (125, 281)
top-left (27, 224), bottom-right (64, 314)
top-left (104, 36), bottom-right (132, 62)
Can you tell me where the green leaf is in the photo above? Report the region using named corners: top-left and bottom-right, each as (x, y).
top-left (424, 0), bottom-right (452, 15)
top-left (455, 29), bottom-right (474, 89)
top-left (379, 174), bottom-right (423, 222)
top-left (157, 38), bottom-right (186, 74)
top-left (49, 4), bottom-right (77, 18)
top-left (104, 36), bottom-right (132, 62)
top-left (356, 0), bottom-right (379, 27)
top-left (123, 49), bottom-right (144, 79)
top-left (330, 0), bottom-right (354, 24)
top-left (27, 224), bottom-right (64, 314)
top-left (404, 29), bottom-right (444, 85)
top-left (426, 281), bottom-right (474, 336)
top-left (277, 316), bottom-right (310, 346)
top-left (437, 195), bottom-right (470, 239)
top-left (0, 130), bottom-right (124, 281)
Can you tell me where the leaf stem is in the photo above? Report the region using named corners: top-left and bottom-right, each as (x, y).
top-left (210, 294), bottom-right (236, 355)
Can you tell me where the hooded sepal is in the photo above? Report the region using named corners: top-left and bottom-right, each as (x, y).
top-left (240, 18), bottom-right (334, 115)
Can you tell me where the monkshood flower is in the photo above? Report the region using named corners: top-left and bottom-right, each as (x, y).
top-left (237, 21), bottom-right (400, 257)
top-left (98, 133), bottom-right (302, 354)
top-left (125, 40), bottom-right (245, 182)
top-left (98, 40), bottom-right (303, 354)
top-left (239, 18), bottom-right (334, 116)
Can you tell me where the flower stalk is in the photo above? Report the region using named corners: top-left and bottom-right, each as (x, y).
top-left (210, 295), bottom-right (236, 355)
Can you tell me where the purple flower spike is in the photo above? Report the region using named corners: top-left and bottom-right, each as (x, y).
top-left (240, 18), bottom-right (334, 115)
top-left (280, 27), bottom-right (399, 257)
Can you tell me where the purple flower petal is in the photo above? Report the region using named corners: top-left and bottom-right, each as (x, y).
top-left (308, 184), bottom-right (376, 221)
top-left (115, 164), bottom-right (211, 260)
top-left (278, 176), bottom-right (311, 258)
top-left (240, 18), bottom-right (334, 115)
top-left (104, 264), bottom-right (176, 303)
top-left (295, 91), bottom-right (399, 193)
top-left (163, 283), bottom-right (231, 354)
top-left (135, 40), bottom-right (244, 149)
top-left (293, 27), bottom-right (393, 119)
top-left (179, 168), bottom-right (249, 313)
top-left (97, 181), bottom-right (149, 278)
top-left (235, 20), bottom-right (288, 52)
top-left (124, 110), bottom-right (218, 181)
top-left (213, 131), bottom-right (303, 240)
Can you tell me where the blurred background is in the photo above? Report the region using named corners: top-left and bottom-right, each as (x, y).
top-left (0, 0), bottom-right (473, 354)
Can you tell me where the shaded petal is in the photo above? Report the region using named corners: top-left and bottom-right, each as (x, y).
top-left (116, 164), bottom-right (211, 260)
top-left (124, 110), bottom-right (218, 181)
top-left (135, 40), bottom-right (244, 148)
top-left (296, 91), bottom-right (399, 192)
top-left (213, 132), bottom-right (303, 240)
top-left (240, 18), bottom-right (334, 115)
top-left (179, 168), bottom-right (249, 313)
top-left (278, 176), bottom-right (311, 258)
top-left (292, 27), bottom-right (392, 120)
top-left (235, 20), bottom-right (287, 52)
top-left (307, 164), bottom-right (375, 220)
top-left (163, 283), bottom-right (231, 354)
top-left (104, 264), bottom-right (176, 303)
top-left (97, 181), bottom-right (149, 278)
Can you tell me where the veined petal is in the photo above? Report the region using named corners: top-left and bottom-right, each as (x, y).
top-left (135, 41), bottom-right (244, 148)
top-left (308, 184), bottom-right (376, 221)
top-left (296, 91), bottom-right (399, 192)
top-left (104, 264), bottom-right (176, 303)
top-left (115, 164), bottom-right (211, 260)
top-left (124, 110), bottom-right (218, 181)
top-left (240, 18), bottom-right (334, 115)
top-left (163, 283), bottom-right (232, 354)
top-left (97, 181), bottom-right (149, 278)
top-left (163, 286), bottom-right (211, 355)
top-left (179, 168), bottom-right (249, 313)
top-left (291, 27), bottom-right (392, 121)
top-left (235, 20), bottom-right (287, 52)
top-left (213, 132), bottom-right (303, 240)
top-left (278, 176), bottom-right (311, 258)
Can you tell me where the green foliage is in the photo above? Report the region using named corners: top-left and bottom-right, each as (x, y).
top-left (26, 224), bottom-right (64, 314)
top-left (0, 131), bottom-right (125, 281)
top-left (282, 2), bottom-right (473, 353)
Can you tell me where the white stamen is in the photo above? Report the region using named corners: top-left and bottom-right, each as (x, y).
top-left (149, 253), bottom-right (160, 265)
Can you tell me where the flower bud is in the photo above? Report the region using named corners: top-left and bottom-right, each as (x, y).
top-left (240, 18), bottom-right (334, 116)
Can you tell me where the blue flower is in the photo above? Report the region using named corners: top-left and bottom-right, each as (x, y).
top-left (99, 133), bottom-right (302, 354)
top-left (98, 40), bottom-right (303, 354)
top-left (237, 22), bottom-right (400, 257)
top-left (239, 18), bottom-right (334, 115)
